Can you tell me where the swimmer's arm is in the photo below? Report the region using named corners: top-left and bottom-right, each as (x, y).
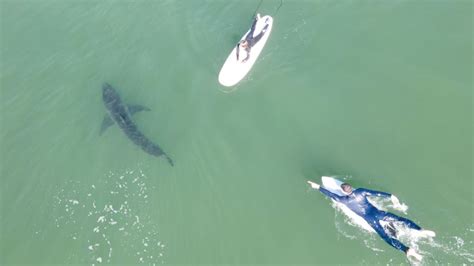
top-left (242, 47), bottom-right (250, 63)
top-left (318, 187), bottom-right (343, 201)
top-left (359, 188), bottom-right (406, 211)
top-left (358, 188), bottom-right (392, 198)
top-left (236, 43), bottom-right (240, 60)
top-left (307, 181), bottom-right (343, 201)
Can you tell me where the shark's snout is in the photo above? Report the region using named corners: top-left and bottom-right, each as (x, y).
top-left (102, 83), bottom-right (113, 95)
top-left (102, 83), bottom-right (119, 104)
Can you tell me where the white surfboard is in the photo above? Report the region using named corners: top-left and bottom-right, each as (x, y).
top-left (320, 176), bottom-right (433, 260)
top-left (321, 176), bottom-right (376, 232)
top-left (321, 176), bottom-right (347, 197)
top-left (218, 15), bottom-right (273, 87)
top-left (320, 176), bottom-right (436, 237)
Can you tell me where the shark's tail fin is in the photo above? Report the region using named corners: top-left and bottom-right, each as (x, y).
top-left (165, 155), bottom-right (174, 167)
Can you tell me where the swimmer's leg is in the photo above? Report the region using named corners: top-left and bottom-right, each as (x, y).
top-left (249, 30), bottom-right (265, 47)
top-left (384, 222), bottom-right (398, 238)
top-left (370, 219), bottom-right (409, 253)
top-left (247, 17), bottom-right (259, 38)
top-left (384, 213), bottom-right (435, 237)
top-left (384, 212), bottom-right (421, 230)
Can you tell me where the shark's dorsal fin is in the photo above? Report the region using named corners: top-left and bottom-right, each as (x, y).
top-left (99, 116), bottom-right (115, 135)
top-left (128, 105), bottom-right (151, 115)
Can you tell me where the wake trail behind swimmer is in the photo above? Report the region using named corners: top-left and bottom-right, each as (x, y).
top-left (307, 177), bottom-right (435, 261)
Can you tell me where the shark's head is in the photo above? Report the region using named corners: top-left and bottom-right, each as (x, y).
top-left (102, 83), bottom-right (120, 106)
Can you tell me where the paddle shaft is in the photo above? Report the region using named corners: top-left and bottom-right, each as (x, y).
top-left (252, 0), bottom-right (264, 19)
top-left (252, 0), bottom-right (283, 20)
top-left (275, 0), bottom-right (283, 15)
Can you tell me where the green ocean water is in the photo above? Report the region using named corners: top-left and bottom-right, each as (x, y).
top-left (1, 0), bottom-right (472, 264)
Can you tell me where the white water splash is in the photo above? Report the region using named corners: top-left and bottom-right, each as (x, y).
top-left (332, 200), bottom-right (474, 264)
top-left (53, 167), bottom-right (165, 264)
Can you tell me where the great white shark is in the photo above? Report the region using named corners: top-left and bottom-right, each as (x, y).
top-left (101, 83), bottom-right (174, 166)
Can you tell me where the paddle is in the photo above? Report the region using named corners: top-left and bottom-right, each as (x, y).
top-left (252, 0), bottom-right (264, 20)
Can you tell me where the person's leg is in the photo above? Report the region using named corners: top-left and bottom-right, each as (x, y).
top-left (249, 32), bottom-right (263, 47)
top-left (385, 212), bottom-right (421, 230)
top-left (248, 24), bottom-right (269, 47)
top-left (247, 17), bottom-right (259, 39)
top-left (383, 221), bottom-right (398, 238)
top-left (370, 219), bottom-right (409, 253)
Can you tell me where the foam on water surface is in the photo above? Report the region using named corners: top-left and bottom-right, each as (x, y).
top-left (53, 166), bottom-right (165, 264)
top-left (331, 192), bottom-right (473, 264)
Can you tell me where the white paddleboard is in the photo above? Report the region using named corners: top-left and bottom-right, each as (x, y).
top-left (218, 15), bottom-right (273, 87)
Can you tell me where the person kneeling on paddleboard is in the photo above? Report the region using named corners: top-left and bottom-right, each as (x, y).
top-left (236, 13), bottom-right (269, 63)
top-left (307, 180), bottom-right (435, 261)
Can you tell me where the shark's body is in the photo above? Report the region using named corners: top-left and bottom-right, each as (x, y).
top-left (101, 83), bottom-right (173, 166)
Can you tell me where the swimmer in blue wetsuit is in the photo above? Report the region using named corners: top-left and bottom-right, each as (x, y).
top-left (236, 13), bottom-right (270, 63)
top-left (307, 180), bottom-right (435, 261)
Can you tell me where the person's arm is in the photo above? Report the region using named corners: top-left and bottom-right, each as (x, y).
top-left (358, 188), bottom-right (406, 211)
top-left (358, 188), bottom-right (392, 198)
top-left (358, 188), bottom-right (405, 210)
top-left (389, 194), bottom-right (407, 212)
top-left (242, 46), bottom-right (251, 63)
top-left (236, 43), bottom-right (240, 60)
top-left (307, 181), bottom-right (343, 201)
top-left (319, 187), bottom-right (344, 201)
top-left (242, 52), bottom-right (250, 62)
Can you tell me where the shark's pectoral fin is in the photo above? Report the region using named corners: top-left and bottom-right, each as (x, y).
top-left (128, 104), bottom-right (151, 116)
top-left (100, 115), bottom-right (115, 135)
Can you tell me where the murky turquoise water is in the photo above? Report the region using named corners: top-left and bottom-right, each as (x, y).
top-left (1, 0), bottom-right (472, 264)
